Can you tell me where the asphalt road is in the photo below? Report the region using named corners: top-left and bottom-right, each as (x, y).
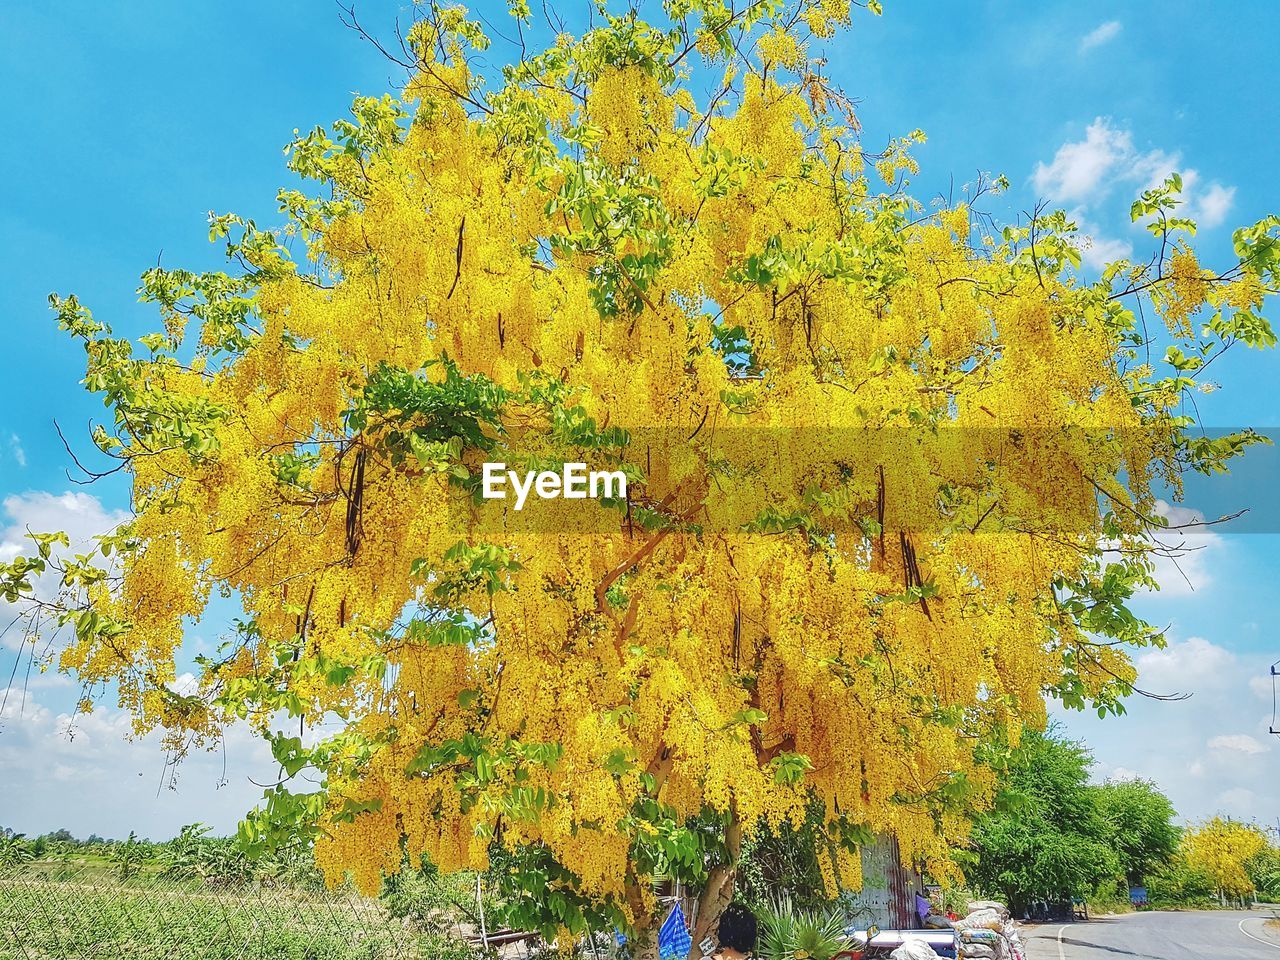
top-left (1023, 911), bottom-right (1280, 959)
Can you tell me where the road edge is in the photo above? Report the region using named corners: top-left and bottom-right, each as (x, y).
top-left (1239, 917), bottom-right (1280, 952)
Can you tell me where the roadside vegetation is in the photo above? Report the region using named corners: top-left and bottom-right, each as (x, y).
top-left (3, 733), bottom-right (1277, 960)
top-left (958, 729), bottom-right (1280, 915)
top-left (0, 826), bottom-right (481, 960)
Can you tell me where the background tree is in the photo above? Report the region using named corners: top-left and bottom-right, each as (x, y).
top-left (0, 833), bottom-right (35, 867)
top-left (1090, 778), bottom-right (1179, 886)
top-left (1180, 817), bottom-right (1270, 905)
top-left (1245, 842), bottom-right (1280, 902)
top-left (4, 0), bottom-right (1279, 954)
top-left (735, 797), bottom-right (868, 911)
top-left (961, 730), bottom-right (1121, 914)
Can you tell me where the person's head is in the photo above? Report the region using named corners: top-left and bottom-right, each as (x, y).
top-left (717, 902), bottom-right (758, 957)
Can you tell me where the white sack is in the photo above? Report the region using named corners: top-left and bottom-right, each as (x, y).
top-left (889, 939), bottom-right (942, 960)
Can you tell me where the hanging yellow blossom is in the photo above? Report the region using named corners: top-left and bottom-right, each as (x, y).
top-left (4, 1), bottom-right (1276, 955)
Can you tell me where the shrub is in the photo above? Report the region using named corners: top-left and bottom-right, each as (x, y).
top-left (757, 894), bottom-right (854, 960)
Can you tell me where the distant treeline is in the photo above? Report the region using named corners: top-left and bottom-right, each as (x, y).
top-left (6, 729), bottom-right (1278, 921)
top-left (959, 729), bottom-right (1280, 912)
top-left (1, 823), bottom-right (324, 888)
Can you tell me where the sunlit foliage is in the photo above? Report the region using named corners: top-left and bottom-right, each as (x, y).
top-left (1180, 817), bottom-right (1270, 901)
top-left (5, 0), bottom-right (1278, 950)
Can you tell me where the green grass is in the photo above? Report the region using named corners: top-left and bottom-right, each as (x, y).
top-left (0, 864), bottom-right (475, 960)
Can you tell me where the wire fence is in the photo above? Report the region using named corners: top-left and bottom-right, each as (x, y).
top-left (0, 861), bottom-right (460, 960)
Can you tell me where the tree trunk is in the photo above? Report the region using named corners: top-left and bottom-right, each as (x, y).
top-left (686, 806), bottom-right (743, 959)
top-left (631, 928), bottom-right (662, 960)
top-left (624, 868), bottom-right (663, 960)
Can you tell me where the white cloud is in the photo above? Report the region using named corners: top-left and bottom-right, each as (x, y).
top-left (168, 672), bottom-right (199, 697)
top-left (1033, 119), bottom-right (1141, 205)
top-left (1061, 634), bottom-right (1277, 826)
top-left (1031, 118), bottom-right (1184, 207)
top-left (1075, 214), bottom-right (1133, 271)
top-left (1032, 121), bottom-right (1237, 270)
top-left (1207, 733), bottom-right (1269, 755)
top-left (1135, 636), bottom-right (1235, 695)
top-left (1138, 500), bottom-right (1225, 598)
top-left (1216, 788), bottom-right (1257, 814)
top-left (1213, 793), bottom-right (1254, 814)
top-left (1, 491), bottom-right (130, 651)
top-left (1155, 501), bottom-right (1210, 529)
top-left (24, 671), bottom-right (73, 690)
top-left (8, 434), bottom-right (25, 469)
top-left (0, 685), bottom-right (277, 839)
top-left (1106, 766), bottom-right (1140, 783)
top-left (1131, 151), bottom-right (1187, 194)
top-left (1080, 20), bottom-right (1122, 53)
top-left (1195, 182), bottom-right (1236, 229)
top-left (1, 491), bottom-right (129, 564)
top-left (0, 490), bottom-right (292, 841)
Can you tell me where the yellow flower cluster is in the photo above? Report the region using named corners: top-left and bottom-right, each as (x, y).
top-left (1163, 248), bottom-right (1209, 337)
top-left (758, 30), bottom-right (806, 70)
top-left (1180, 818), bottom-right (1270, 900)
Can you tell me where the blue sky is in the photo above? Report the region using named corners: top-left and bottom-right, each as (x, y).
top-left (0, 1), bottom-right (1276, 839)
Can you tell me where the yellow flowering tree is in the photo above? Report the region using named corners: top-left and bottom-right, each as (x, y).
top-left (1181, 818), bottom-right (1270, 903)
top-left (5, 0), bottom-right (1279, 953)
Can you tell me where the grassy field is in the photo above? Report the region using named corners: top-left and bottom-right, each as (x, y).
top-left (0, 863), bottom-right (473, 960)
